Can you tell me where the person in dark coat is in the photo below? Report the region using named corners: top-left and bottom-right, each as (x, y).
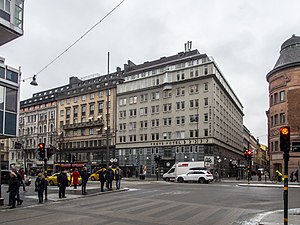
top-left (106, 166), bottom-right (114, 190)
top-left (7, 172), bottom-right (20, 209)
top-left (98, 168), bottom-right (106, 192)
top-left (58, 170), bottom-right (68, 198)
top-left (80, 167), bottom-right (89, 195)
top-left (115, 167), bottom-right (122, 190)
top-left (295, 170), bottom-right (299, 183)
top-left (11, 168), bottom-right (23, 205)
top-left (290, 171), bottom-right (295, 182)
top-left (35, 173), bottom-right (46, 203)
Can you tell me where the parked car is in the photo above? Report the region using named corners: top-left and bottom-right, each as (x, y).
top-left (46, 173), bottom-right (82, 186)
top-left (177, 170), bottom-right (214, 184)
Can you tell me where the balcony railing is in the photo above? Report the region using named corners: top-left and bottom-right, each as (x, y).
top-left (63, 120), bottom-right (104, 130)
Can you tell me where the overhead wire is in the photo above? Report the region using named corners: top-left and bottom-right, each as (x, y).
top-left (23, 0), bottom-right (125, 82)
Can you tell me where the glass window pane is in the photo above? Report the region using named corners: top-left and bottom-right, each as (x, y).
top-left (0, 67), bottom-right (5, 79)
top-left (6, 70), bottom-right (18, 83)
top-left (0, 86), bottom-right (4, 110)
top-left (5, 88), bottom-right (17, 112)
top-left (5, 112), bottom-right (16, 135)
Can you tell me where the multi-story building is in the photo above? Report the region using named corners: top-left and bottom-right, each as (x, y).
top-left (11, 72), bottom-right (124, 173)
top-left (10, 85), bottom-right (58, 171)
top-left (57, 73), bottom-right (123, 169)
top-left (0, 57), bottom-right (21, 170)
top-left (0, 0), bottom-right (24, 46)
top-left (116, 48), bottom-right (244, 177)
top-left (266, 34), bottom-right (300, 178)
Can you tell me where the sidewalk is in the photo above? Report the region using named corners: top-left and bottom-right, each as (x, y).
top-left (257, 208), bottom-right (300, 225)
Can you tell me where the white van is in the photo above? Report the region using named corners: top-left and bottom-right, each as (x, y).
top-left (163, 161), bottom-right (206, 182)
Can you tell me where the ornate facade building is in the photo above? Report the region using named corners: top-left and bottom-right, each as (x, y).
top-left (266, 35), bottom-right (300, 178)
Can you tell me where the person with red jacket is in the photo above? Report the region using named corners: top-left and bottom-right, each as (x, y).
top-left (72, 168), bottom-right (80, 189)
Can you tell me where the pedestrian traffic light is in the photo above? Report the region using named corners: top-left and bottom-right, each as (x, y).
top-left (280, 126), bottom-right (290, 152)
top-left (154, 155), bottom-right (161, 164)
top-left (37, 143), bottom-right (45, 159)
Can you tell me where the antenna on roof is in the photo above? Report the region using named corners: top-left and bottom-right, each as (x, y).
top-left (184, 41), bottom-right (192, 52)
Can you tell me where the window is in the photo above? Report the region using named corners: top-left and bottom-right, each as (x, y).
top-left (204, 83), bottom-right (209, 91)
top-left (119, 98), bottom-right (127, 106)
top-left (274, 114), bottom-right (278, 125)
top-left (90, 93), bottom-right (95, 100)
top-left (66, 98), bottom-right (71, 104)
top-left (204, 129), bottom-right (208, 136)
top-left (163, 132), bottom-right (171, 140)
top-left (140, 107), bottom-right (148, 116)
top-left (163, 90), bottom-right (172, 98)
top-left (82, 95), bottom-right (86, 101)
top-left (74, 96), bottom-right (78, 103)
top-left (280, 113), bottom-right (285, 124)
top-left (204, 113), bottom-right (208, 122)
top-left (151, 105), bottom-right (159, 114)
top-left (81, 105), bottom-right (86, 117)
top-left (176, 131), bottom-right (185, 139)
top-left (90, 104), bottom-right (95, 115)
top-left (60, 100), bottom-right (64, 106)
top-left (89, 128), bottom-right (94, 135)
top-left (204, 65), bottom-right (208, 75)
top-left (279, 91), bottom-right (285, 102)
top-left (60, 110), bottom-right (64, 117)
top-left (274, 93), bottom-right (278, 104)
top-left (66, 108), bottom-right (71, 119)
top-left (163, 104), bottom-right (172, 112)
top-left (129, 96), bottom-right (138, 104)
top-left (129, 109), bottom-right (137, 117)
top-left (73, 107), bottom-right (78, 118)
top-left (140, 94), bottom-right (148, 102)
top-left (151, 92), bottom-right (160, 100)
top-left (204, 98), bottom-right (208, 106)
top-left (98, 91), bottom-right (103, 98)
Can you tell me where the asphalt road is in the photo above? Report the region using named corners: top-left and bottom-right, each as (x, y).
top-left (1, 179), bottom-right (300, 225)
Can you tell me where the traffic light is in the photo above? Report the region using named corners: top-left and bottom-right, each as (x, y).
top-left (280, 126), bottom-right (290, 152)
top-left (37, 143), bottom-right (45, 159)
top-left (72, 155), bottom-right (76, 162)
top-left (47, 147), bottom-right (54, 158)
top-left (243, 150), bottom-right (252, 160)
top-left (154, 155), bottom-right (161, 164)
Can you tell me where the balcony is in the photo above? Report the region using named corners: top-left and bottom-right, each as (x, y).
top-left (63, 120), bottom-right (104, 130)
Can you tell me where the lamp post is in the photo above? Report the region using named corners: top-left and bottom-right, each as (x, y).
top-left (106, 52), bottom-right (110, 169)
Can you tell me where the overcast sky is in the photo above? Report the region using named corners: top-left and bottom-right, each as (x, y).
top-left (1, 0), bottom-right (300, 145)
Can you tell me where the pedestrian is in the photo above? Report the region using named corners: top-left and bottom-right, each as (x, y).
top-left (258, 170), bottom-right (262, 181)
top-left (80, 167), bottom-right (89, 195)
top-left (276, 170), bottom-right (282, 182)
top-left (35, 173), bottom-right (46, 204)
top-left (295, 170), bottom-right (299, 183)
top-left (106, 166), bottom-right (114, 190)
top-left (18, 167), bottom-right (26, 192)
top-left (58, 170), bottom-right (68, 198)
top-left (98, 167), bottom-right (106, 192)
top-left (7, 172), bottom-right (20, 209)
top-left (72, 168), bottom-right (80, 189)
top-left (214, 171), bottom-right (220, 182)
top-left (115, 167), bottom-right (122, 190)
top-left (290, 171), bottom-right (295, 182)
top-left (11, 167), bottom-right (23, 205)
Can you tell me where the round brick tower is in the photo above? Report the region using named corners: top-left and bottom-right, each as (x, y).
top-left (266, 35), bottom-right (300, 179)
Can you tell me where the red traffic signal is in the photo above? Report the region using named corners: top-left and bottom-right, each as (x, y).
top-left (244, 150), bottom-right (252, 160)
top-left (280, 126), bottom-right (290, 152)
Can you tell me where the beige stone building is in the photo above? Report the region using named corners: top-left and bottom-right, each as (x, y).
top-left (266, 35), bottom-right (300, 178)
top-left (116, 48), bottom-right (244, 177)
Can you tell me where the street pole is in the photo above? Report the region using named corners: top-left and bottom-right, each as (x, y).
top-left (283, 151), bottom-right (289, 225)
top-left (247, 158), bottom-right (250, 185)
top-left (106, 52), bottom-right (110, 169)
top-left (44, 149), bottom-right (48, 201)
